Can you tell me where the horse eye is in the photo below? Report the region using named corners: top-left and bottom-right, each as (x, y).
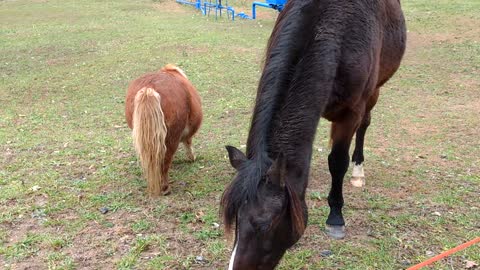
top-left (256, 221), bottom-right (271, 232)
top-left (260, 223), bottom-right (270, 232)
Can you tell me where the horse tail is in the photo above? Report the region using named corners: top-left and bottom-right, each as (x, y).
top-left (132, 87), bottom-right (167, 196)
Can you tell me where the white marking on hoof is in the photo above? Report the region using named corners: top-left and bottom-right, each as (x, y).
top-left (228, 242), bottom-right (238, 270)
top-left (350, 177), bottom-right (365, 187)
top-left (350, 163), bottom-right (365, 187)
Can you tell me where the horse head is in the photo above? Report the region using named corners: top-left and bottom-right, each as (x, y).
top-left (221, 146), bottom-right (306, 270)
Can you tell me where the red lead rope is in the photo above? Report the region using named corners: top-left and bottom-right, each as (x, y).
top-left (407, 237), bottom-right (480, 270)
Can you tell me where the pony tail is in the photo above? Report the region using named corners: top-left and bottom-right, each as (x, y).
top-left (132, 87), bottom-right (168, 196)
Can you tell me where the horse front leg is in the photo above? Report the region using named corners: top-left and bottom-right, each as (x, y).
top-left (326, 117), bottom-right (360, 239)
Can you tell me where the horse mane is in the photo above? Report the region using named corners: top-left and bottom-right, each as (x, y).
top-left (247, 0), bottom-right (320, 160)
top-left (220, 158), bottom-right (267, 237)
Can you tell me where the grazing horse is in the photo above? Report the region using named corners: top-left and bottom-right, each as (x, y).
top-left (221, 0), bottom-right (406, 268)
top-left (125, 64), bottom-right (202, 196)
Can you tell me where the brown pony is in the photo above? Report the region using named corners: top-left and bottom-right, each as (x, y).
top-left (125, 64), bottom-right (202, 196)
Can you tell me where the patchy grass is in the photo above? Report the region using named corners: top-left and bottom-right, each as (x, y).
top-left (1, 0), bottom-right (479, 269)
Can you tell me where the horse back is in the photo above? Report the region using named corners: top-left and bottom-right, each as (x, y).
top-left (321, 0), bottom-right (406, 120)
top-left (378, 0), bottom-right (407, 87)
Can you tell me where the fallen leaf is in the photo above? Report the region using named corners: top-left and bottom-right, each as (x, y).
top-left (466, 260), bottom-right (478, 269)
top-left (195, 255), bottom-right (207, 264)
top-left (195, 211), bottom-right (205, 221)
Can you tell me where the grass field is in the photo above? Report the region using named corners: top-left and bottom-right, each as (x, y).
top-left (1, 0), bottom-right (479, 269)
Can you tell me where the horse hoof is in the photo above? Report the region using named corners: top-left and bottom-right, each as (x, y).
top-left (325, 224), bottom-right (346, 239)
top-left (350, 176), bottom-right (365, 187)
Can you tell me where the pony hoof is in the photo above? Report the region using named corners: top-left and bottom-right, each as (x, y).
top-left (350, 176), bottom-right (365, 187)
top-left (162, 186), bottom-right (171, 196)
top-left (325, 224), bottom-right (346, 239)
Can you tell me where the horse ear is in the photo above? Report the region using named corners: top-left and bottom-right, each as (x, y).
top-left (267, 153), bottom-right (287, 188)
top-left (225, 146), bottom-right (247, 170)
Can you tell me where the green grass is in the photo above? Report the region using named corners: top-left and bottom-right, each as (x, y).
top-left (1, 0), bottom-right (479, 269)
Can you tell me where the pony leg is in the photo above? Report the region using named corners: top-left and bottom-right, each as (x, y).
top-left (160, 149), bottom-right (174, 196)
top-left (326, 116), bottom-right (361, 239)
top-left (350, 112), bottom-right (371, 187)
top-left (161, 138), bottom-right (182, 195)
top-left (183, 138), bottom-right (195, 162)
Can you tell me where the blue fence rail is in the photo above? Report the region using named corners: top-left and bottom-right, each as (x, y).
top-left (252, 0), bottom-right (286, 19)
top-left (175, 0), bottom-right (286, 20)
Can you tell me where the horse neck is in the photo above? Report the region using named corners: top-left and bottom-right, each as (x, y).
top-left (274, 89), bottom-right (325, 197)
top-left (245, 0), bottom-right (343, 195)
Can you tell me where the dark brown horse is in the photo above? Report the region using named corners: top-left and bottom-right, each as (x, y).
top-left (125, 64), bottom-right (202, 196)
top-left (221, 0), bottom-right (406, 268)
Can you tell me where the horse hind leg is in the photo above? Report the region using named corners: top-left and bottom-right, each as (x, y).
top-left (350, 88), bottom-right (379, 187)
top-left (350, 112), bottom-right (371, 187)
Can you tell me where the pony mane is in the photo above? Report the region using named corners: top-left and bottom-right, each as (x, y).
top-left (161, 64), bottom-right (188, 79)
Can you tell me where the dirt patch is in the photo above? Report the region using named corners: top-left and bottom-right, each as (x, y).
top-left (407, 16), bottom-right (480, 51)
top-left (67, 221), bottom-right (130, 269)
top-left (1, 145), bottom-right (17, 168)
top-left (153, 0), bottom-right (192, 14)
top-left (3, 221), bottom-right (40, 246)
top-left (408, 32), bottom-right (461, 51)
